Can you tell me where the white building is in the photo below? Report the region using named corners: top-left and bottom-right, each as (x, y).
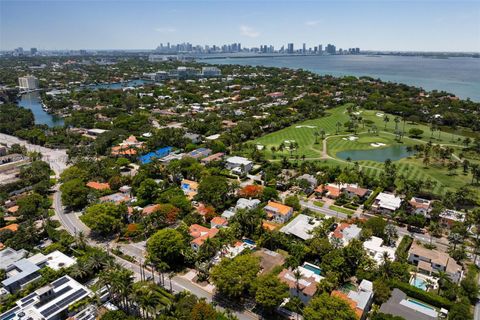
top-left (372, 192), bottom-right (402, 214)
top-left (280, 214), bottom-right (322, 240)
top-left (18, 75), bottom-right (39, 91)
top-left (201, 67), bottom-right (221, 77)
top-left (363, 236), bottom-right (396, 265)
top-left (225, 156), bottom-right (253, 174)
top-left (0, 275), bottom-right (93, 320)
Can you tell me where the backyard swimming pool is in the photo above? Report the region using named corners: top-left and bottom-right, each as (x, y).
top-left (302, 263), bottom-right (322, 275)
top-left (410, 277), bottom-right (428, 291)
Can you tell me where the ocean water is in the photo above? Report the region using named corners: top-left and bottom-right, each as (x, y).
top-left (205, 55), bottom-right (480, 101)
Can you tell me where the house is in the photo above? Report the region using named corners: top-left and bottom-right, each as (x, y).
top-left (2, 258), bottom-right (41, 292)
top-left (111, 135), bottom-right (144, 156)
top-left (213, 240), bottom-right (255, 264)
top-left (278, 262), bottom-right (324, 304)
top-left (330, 223), bottom-right (362, 246)
top-left (379, 288), bottom-right (444, 320)
top-left (189, 224), bottom-right (219, 251)
top-left (0, 247), bottom-right (28, 270)
top-left (280, 214), bottom-right (322, 240)
top-left (211, 216), bottom-right (228, 229)
top-left (27, 251), bottom-right (76, 271)
top-left (0, 276), bottom-right (93, 320)
top-left (181, 179), bottom-right (199, 200)
top-left (185, 148), bottom-right (212, 160)
top-left (331, 280), bottom-right (373, 320)
top-left (235, 198), bottom-right (261, 211)
top-left (225, 156), bottom-right (253, 174)
top-left (86, 181), bottom-right (110, 191)
top-left (142, 204), bottom-right (161, 216)
top-left (264, 201), bottom-right (293, 224)
top-left (315, 183), bottom-right (342, 199)
top-left (201, 152), bottom-right (224, 164)
top-left (296, 174), bottom-right (317, 193)
top-left (408, 241), bottom-right (463, 283)
top-left (372, 192), bottom-right (402, 214)
top-left (99, 192), bottom-right (130, 204)
top-left (343, 184), bottom-right (371, 199)
top-left (0, 223), bottom-right (19, 233)
top-left (439, 209), bottom-right (465, 227)
top-left (409, 197), bottom-right (432, 216)
top-left (363, 236), bottom-right (396, 265)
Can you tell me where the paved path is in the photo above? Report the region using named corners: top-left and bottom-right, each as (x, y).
top-left (0, 133), bottom-right (68, 177)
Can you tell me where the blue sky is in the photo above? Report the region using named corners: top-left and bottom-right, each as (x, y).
top-left (1, 0), bottom-right (479, 51)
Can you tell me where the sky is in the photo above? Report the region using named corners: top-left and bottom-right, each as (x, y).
top-left (1, 0), bottom-right (479, 52)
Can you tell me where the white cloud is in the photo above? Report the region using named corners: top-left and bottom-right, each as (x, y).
top-left (155, 27), bottom-right (176, 34)
top-left (239, 25), bottom-right (260, 38)
top-left (305, 20), bottom-right (321, 27)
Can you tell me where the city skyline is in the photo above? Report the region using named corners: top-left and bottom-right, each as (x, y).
top-left (1, 0), bottom-right (479, 52)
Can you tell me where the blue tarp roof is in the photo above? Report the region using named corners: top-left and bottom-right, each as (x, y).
top-left (139, 146), bottom-right (173, 164)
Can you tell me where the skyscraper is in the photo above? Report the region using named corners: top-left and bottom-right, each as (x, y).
top-left (326, 44), bottom-right (336, 55)
top-left (302, 43), bottom-right (306, 54)
top-left (287, 43), bottom-right (294, 54)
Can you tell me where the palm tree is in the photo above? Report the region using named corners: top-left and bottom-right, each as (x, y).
top-left (383, 115), bottom-right (390, 129)
top-left (394, 116), bottom-right (400, 132)
top-left (435, 270), bottom-right (450, 294)
top-left (384, 224), bottom-right (397, 246)
top-left (424, 278), bottom-right (435, 292)
top-left (448, 232), bottom-right (463, 251)
top-left (314, 131), bottom-right (319, 144)
top-left (75, 231), bottom-right (87, 250)
top-left (69, 261), bottom-right (89, 280)
top-left (293, 269), bottom-right (302, 297)
top-left (320, 129), bottom-right (326, 140)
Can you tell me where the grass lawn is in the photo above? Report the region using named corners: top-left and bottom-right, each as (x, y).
top-left (313, 200), bottom-right (325, 207)
top-left (330, 205), bottom-right (355, 216)
top-left (249, 104), bottom-right (479, 196)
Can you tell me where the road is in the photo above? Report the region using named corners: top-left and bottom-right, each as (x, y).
top-left (300, 200), bottom-right (453, 251)
top-left (0, 133), bottom-right (68, 177)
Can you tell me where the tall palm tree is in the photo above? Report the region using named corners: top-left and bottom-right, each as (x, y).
top-left (448, 232), bottom-right (464, 251)
top-left (293, 269), bottom-right (302, 297)
top-left (394, 117), bottom-right (400, 132)
top-left (435, 270), bottom-right (450, 294)
top-left (383, 115), bottom-right (390, 129)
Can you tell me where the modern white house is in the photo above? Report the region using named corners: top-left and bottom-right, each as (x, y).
top-left (280, 214), bottom-right (322, 240)
top-left (225, 156), bottom-right (253, 174)
top-left (363, 236), bottom-right (396, 265)
top-left (372, 192), bottom-right (402, 214)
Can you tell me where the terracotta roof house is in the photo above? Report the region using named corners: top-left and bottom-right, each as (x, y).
top-left (210, 216), bottom-right (228, 229)
top-left (201, 152), bottom-right (225, 164)
top-left (189, 224), bottom-right (219, 251)
top-left (264, 201), bottom-right (293, 224)
top-left (331, 280), bottom-right (373, 320)
top-left (99, 192), bottom-right (130, 204)
top-left (315, 183), bottom-right (342, 199)
top-left (0, 224), bottom-right (19, 233)
top-left (86, 181), bottom-right (110, 191)
top-left (344, 184), bottom-right (371, 199)
top-left (409, 197), bottom-right (432, 216)
top-left (142, 204), bottom-right (161, 216)
top-left (7, 206), bottom-right (19, 215)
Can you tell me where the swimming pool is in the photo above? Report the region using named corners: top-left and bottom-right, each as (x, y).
top-left (302, 263), bottom-right (322, 275)
top-left (243, 239), bottom-right (256, 246)
top-left (407, 298), bottom-right (435, 310)
top-left (410, 277), bottom-right (427, 290)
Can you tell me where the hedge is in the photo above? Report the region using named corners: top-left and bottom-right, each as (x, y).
top-left (363, 187), bottom-right (383, 209)
top-left (389, 279), bottom-right (453, 310)
top-left (395, 235), bottom-right (413, 262)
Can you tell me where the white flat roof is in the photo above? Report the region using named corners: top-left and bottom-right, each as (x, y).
top-left (226, 156), bottom-right (252, 165)
top-left (280, 214), bottom-right (321, 240)
top-left (376, 192), bottom-right (402, 210)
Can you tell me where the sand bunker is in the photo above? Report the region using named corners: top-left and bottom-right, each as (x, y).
top-left (370, 143), bottom-right (386, 147)
top-left (295, 125), bottom-right (317, 129)
top-left (376, 112), bottom-right (385, 117)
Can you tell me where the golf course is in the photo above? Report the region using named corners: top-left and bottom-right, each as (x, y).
top-left (251, 104), bottom-right (479, 195)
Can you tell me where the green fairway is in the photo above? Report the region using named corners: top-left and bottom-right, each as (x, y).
top-left (251, 104), bottom-right (479, 195)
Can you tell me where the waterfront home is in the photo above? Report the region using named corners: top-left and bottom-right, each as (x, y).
top-left (408, 241), bottom-right (463, 283)
top-left (372, 192), bottom-right (402, 214)
top-left (264, 201), bottom-right (293, 224)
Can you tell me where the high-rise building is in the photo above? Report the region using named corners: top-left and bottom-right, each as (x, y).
top-left (287, 43), bottom-right (294, 54)
top-left (30, 48), bottom-right (37, 55)
top-left (318, 44), bottom-right (323, 54)
top-left (302, 43), bottom-right (306, 54)
top-left (326, 44), bottom-right (336, 55)
top-left (18, 75), bottom-right (39, 91)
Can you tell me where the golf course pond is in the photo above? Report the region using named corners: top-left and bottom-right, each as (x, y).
top-left (336, 145), bottom-right (415, 162)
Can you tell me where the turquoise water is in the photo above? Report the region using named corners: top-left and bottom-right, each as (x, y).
top-left (407, 298), bottom-right (435, 310)
top-left (206, 55), bottom-right (480, 101)
top-left (410, 277), bottom-right (427, 290)
top-left (17, 92), bottom-right (64, 127)
top-left (336, 145), bottom-right (414, 162)
top-left (243, 239), bottom-right (256, 246)
top-left (302, 263), bottom-right (322, 275)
